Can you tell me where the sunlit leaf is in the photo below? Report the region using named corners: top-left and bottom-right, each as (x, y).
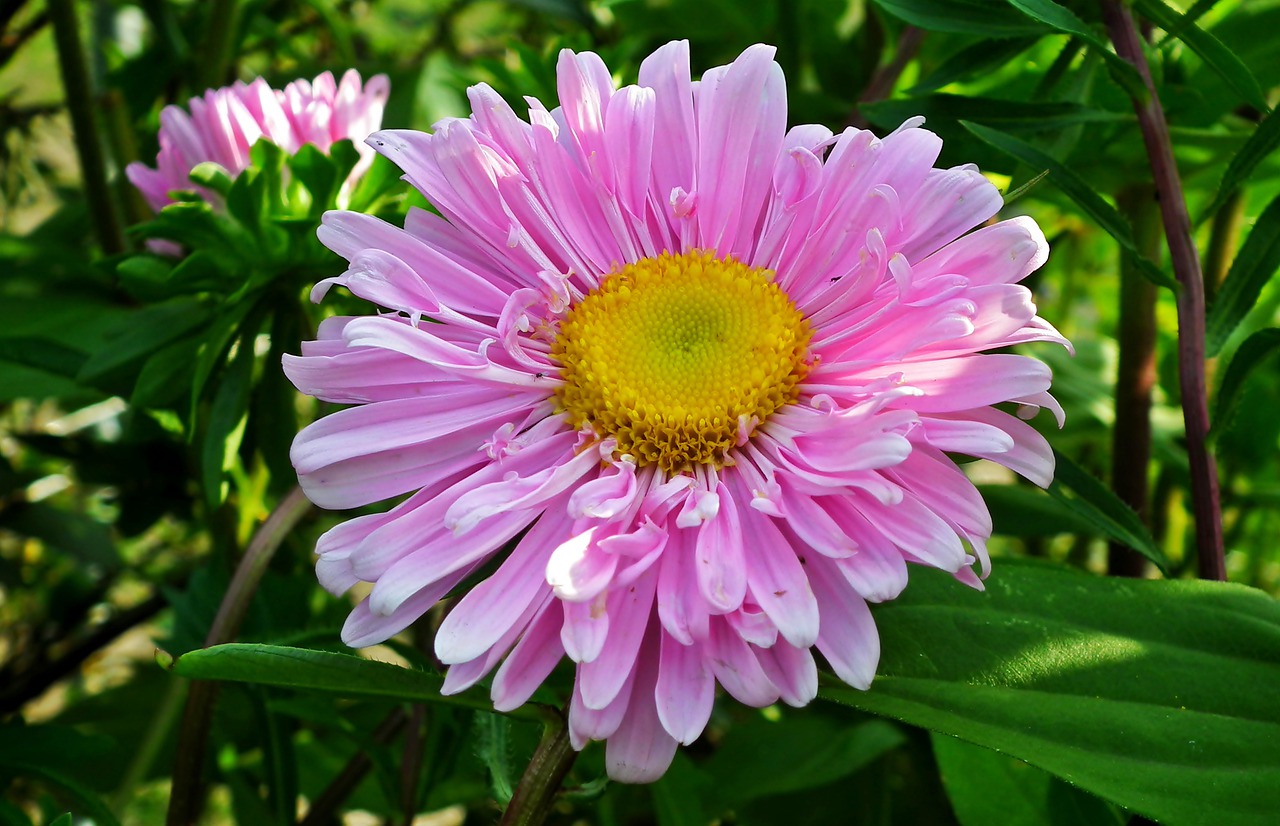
top-left (1206, 193), bottom-right (1280, 356)
top-left (824, 561), bottom-right (1280, 826)
top-left (1134, 0), bottom-right (1268, 112)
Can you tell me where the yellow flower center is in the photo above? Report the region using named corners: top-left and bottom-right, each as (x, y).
top-left (551, 250), bottom-right (811, 472)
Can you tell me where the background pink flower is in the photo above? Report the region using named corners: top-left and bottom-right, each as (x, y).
top-left (287, 41), bottom-right (1069, 782)
top-left (127, 69), bottom-right (389, 212)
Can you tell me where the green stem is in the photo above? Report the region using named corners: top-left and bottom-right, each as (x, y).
top-left (200, 0), bottom-right (242, 89)
top-left (498, 710), bottom-right (578, 826)
top-left (1109, 186), bottom-right (1162, 578)
top-left (166, 486), bottom-right (313, 826)
top-left (48, 0), bottom-right (126, 254)
top-left (1100, 0), bottom-right (1226, 581)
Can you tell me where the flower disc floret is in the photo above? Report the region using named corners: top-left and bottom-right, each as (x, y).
top-left (552, 251), bottom-right (811, 472)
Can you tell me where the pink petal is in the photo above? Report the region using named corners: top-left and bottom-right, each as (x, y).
top-left (490, 598), bottom-right (566, 711)
top-left (604, 633), bottom-right (678, 783)
top-left (655, 632), bottom-right (714, 744)
top-left (578, 569), bottom-right (659, 709)
top-left (694, 483), bottom-right (748, 613)
top-left (737, 501), bottom-right (820, 648)
top-left (807, 554), bottom-right (881, 689)
top-left (435, 503), bottom-right (573, 664)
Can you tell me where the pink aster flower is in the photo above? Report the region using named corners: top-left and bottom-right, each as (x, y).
top-left (286, 41), bottom-right (1069, 782)
top-left (127, 69), bottom-right (389, 212)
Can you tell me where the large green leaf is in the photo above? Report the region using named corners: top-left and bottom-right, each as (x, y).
top-left (161, 643), bottom-right (544, 722)
top-left (702, 716), bottom-right (903, 806)
top-left (961, 121), bottom-right (1176, 290)
top-left (823, 561), bottom-right (1280, 826)
top-left (1206, 193), bottom-right (1280, 356)
top-left (933, 733), bottom-right (1123, 826)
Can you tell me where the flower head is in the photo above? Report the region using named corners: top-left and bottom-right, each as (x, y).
top-left (287, 41), bottom-right (1069, 782)
top-left (127, 69), bottom-right (389, 212)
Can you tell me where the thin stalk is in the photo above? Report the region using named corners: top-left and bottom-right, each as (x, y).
top-left (1109, 186), bottom-right (1162, 577)
top-left (1100, 0), bottom-right (1225, 581)
top-left (48, 0), bottom-right (125, 254)
top-left (166, 487), bottom-right (313, 826)
top-left (846, 26), bottom-right (925, 130)
top-left (298, 709), bottom-right (409, 826)
top-left (498, 710), bottom-right (578, 826)
top-left (199, 0), bottom-right (241, 89)
top-left (111, 678), bottom-right (187, 811)
top-left (102, 87), bottom-right (154, 227)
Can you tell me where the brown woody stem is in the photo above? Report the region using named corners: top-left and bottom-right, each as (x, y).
top-left (1100, 0), bottom-right (1225, 581)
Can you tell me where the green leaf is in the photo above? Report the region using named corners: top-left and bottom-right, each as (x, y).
top-left (46, 816), bottom-right (72, 826)
top-left (961, 121), bottom-right (1176, 290)
top-left (0, 725), bottom-right (121, 826)
top-left (200, 330), bottom-right (255, 508)
top-left (1003, 0), bottom-right (1145, 99)
top-left (1200, 109), bottom-right (1280, 224)
top-left (861, 95), bottom-right (1128, 133)
top-left (477, 714), bottom-right (515, 804)
top-left (1047, 449), bottom-right (1168, 574)
top-left (652, 753), bottom-right (712, 826)
top-left (907, 38), bottom-right (1040, 94)
top-left (132, 335), bottom-right (199, 409)
top-left (189, 299), bottom-right (257, 421)
top-left (933, 734), bottom-right (1124, 826)
top-left (980, 483), bottom-right (1098, 537)
top-left (162, 643), bottom-right (544, 721)
top-left (873, 0), bottom-right (1049, 37)
top-left (1213, 328), bottom-right (1280, 435)
top-left (76, 298), bottom-right (214, 385)
top-left (288, 144), bottom-right (341, 217)
top-left (703, 715), bottom-right (904, 805)
top-left (188, 161), bottom-right (235, 197)
top-left (1135, 0), bottom-right (1268, 112)
top-left (1206, 193), bottom-right (1280, 356)
top-left (345, 149), bottom-right (405, 214)
top-left (823, 561), bottom-right (1280, 826)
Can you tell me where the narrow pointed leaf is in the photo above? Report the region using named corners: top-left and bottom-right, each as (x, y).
top-left (1206, 193), bottom-right (1280, 356)
top-left (161, 643), bottom-right (544, 721)
top-left (1004, 0), bottom-right (1145, 98)
top-left (873, 0), bottom-right (1049, 37)
top-left (1213, 328), bottom-right (1280, 434)
top-left (961, 121), bottom-right (1176, 289)
top-left (1135, 0), bottom-right (1268, 112)
top-left (1200, 109), bottom-right (1280, 223)
top-left (1047, 449), bottom-right (1168, 574)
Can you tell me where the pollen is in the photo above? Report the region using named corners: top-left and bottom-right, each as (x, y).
top-left (551, 250), bottom-right (811, 472)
